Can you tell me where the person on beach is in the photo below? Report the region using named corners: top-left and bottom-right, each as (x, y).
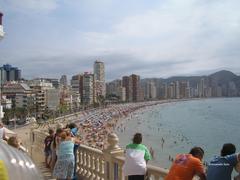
top-left (53, 129), bottom-right (78, 180)
top-left (207, 143), bottom-right (240, 180)
top-left (123, 133), bottom-right (152, 180)
top-left (165, 147), bottom-right (206, 180)
top-left (44, 128), bottom-right (54, 168)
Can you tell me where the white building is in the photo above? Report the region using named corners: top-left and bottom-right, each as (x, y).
top-left (145, 81), bottom-right (157, 100)
top-left (15, 93), bottom-right (35, 109)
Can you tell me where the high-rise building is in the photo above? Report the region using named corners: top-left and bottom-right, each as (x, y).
top-left (60, 75), bottom-right (68, 87)
top-left (122, 76), bottom-right (132, 102)
top-left (27, 79), bottom-right (57, 119)
top-left (106, 79), bottom-right (126, 102)
top-left (198, 78), bottom-right (205, 97)
top-left (0, 64), bottom-right (21, 84)
top-left (168, 82), bottom-right (176, 99)
top-left (122, 74), bottom-right (141, 102)
top-left (71, 74), bottom-right (82, 94)
top-left (94, 61), bottom-right (105, 98)
top-left (45, 78), bottom-right (59, 89)
top-left (82, 72), bottom-right (95, 105)
top-left (179, 81), bottom-right (190, 99)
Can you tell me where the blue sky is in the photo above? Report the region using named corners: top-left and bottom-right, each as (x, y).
top-left (0, 0), bottom-right (240, 81)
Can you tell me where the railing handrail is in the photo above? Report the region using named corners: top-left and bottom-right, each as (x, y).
top-left (79, 144), bottom-right (103, 155)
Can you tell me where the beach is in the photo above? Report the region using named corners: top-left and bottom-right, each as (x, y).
top-left (12, 100), bottom-right (176, 151)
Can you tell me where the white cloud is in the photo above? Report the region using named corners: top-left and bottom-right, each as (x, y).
top-left (4, 0), bottom-right (58, 13)
top-left (1, 0), bottom-right (240, 79)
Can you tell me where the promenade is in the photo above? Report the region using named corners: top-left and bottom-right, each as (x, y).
top-left (10, 100), bottom-right (203, 180)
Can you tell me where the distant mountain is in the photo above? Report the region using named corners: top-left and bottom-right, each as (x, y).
top-left (209, 70), bottom-right (238, 83)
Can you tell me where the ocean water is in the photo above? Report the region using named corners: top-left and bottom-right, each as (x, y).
top-left (115, 98), bottom-right (240, 168)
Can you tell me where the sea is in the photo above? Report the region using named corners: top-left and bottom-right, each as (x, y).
top-left (115, 98), bottom-right (240, 169)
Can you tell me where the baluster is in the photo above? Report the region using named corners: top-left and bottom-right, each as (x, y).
top-left (117, 160), bottom-right (124, 180)
top-left (86, 153), bottom-right (91, 178)
top-left (89, 152), bottom-right (95, 179)
top-left (78, 150), bottom-right (83, 175)
top-left (83, 150), bottom-right (87, 176)
top-left (94, 156), bottom-right (100, 180)
top-left (99, 157), bottom-right (105, 180)
top-left (91, 153), bottom-right (96, 179)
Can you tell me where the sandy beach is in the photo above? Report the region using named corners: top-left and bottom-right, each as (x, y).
top-left (10, 100), bottom-right (181, 151)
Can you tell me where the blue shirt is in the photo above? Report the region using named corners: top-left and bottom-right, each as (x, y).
top-left (58, 141), bottom-right (74, 157)
top-left (207, 154), bottom-right (238, 180)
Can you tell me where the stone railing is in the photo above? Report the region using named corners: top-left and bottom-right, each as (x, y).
top-left (77, 144), bottom-right (105, 179)
top-left (30, 129), bottom-right (168, 180)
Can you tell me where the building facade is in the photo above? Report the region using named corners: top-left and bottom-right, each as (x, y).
top-left (60, 75), bottom-right (68, 87)
top-left (94, 61), bottom-right (106, 98)
top-left (0, 64), bottom-right (21, 84)
top-left (82, 72), bottom-right (95, 105)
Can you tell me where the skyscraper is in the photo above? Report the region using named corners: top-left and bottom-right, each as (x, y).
top-left (130, 74), bottom-right (141, 102)
top-left (94, 61), bottom-right (105, 98)
top-left (60, 75), bottom-right (68, 87)
top-left (0, 64), bottom-right (21, 84)
top-left (122, 76), bottom-right (132, 102)
top-left (82, 72), bottom-right (95, 105)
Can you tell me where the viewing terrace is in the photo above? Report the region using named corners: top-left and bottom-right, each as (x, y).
top-left (13, 107), bottom-right (202, 180)
top-left (28, 111), bottom-right (169, 180)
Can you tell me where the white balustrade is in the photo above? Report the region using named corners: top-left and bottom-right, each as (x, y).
top-left (30, 128), bottom-right (199, 180)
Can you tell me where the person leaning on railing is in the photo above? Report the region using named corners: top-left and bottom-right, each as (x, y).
top-left (123, 133), bottom-right (152, 180)
top-left (207, 143), bottom-right (240, 180)
top-left (52, 129), bottom-right (80, 180)
top-left (7, 136), bottom-right (21, 149)
top-left (50, 127), bottom-right (64, 172)
top-left (165, 147), bottom-right (206, 180)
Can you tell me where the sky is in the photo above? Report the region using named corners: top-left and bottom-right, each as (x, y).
top-left (0, 0), bottom-right (240, 81)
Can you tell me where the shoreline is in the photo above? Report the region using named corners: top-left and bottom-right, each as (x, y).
top-left (11, 98), bottom-right (201, 150)
top-left (11, 97), bottom-right (228, 151)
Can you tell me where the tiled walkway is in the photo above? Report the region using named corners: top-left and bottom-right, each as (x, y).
top-left (36, 162), bottom-right (55, 180)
